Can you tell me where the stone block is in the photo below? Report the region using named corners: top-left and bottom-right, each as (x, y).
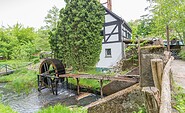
top-left (140, 46), bottom-right (164, 87)
top-left (86, 84), bottom-right (144, 113)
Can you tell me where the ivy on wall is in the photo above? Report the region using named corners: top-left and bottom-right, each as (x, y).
top-left (50, 0), bottom-right (105, 71)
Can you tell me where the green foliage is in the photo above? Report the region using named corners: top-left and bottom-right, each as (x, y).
top-left (132, 104), bottom-right (146, 113)
top-left (38, 104), bottom-right (87, 113)
top-left (44, 6), bottom-right (60, 31)
top-left (148, 0), bottom-right (185, 39)
top-left (130, 0), bottom-right (185, 41)
top-left (179, 50), bottom-right (185, 60)
top-left (50, 0), bottom-right (105, 71)
top-left (0, 103), bottom-right (17, 113)
top-left (173, 86), bottom-right (185, 113)
top-left (0, 23), bottom-right (50, 60)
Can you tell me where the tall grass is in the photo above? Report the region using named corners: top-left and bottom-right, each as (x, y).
top-left (0, 68), bottom-right (37, 94)
top-left (38, 104), bottom-right (87, 113)
top-left (0, 103), bottom-right (17, 113)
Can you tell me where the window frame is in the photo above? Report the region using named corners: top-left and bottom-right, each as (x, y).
top-left (105, 48), bottom-right (112, 58)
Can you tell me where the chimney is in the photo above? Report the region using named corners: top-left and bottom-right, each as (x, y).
top-left (107, 0), bottom-right (112, 11)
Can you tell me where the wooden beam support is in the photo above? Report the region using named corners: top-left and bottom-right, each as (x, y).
top-left (76, 78), bottom-right (80, 95)
top-left (100, 79), bottom-right (103, 98)
top-left (66, 77), bottom-right (68, 89)
top-left (166, 25), bottom-right (170, 51)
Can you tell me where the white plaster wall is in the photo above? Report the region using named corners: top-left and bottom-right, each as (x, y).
top-left (105, 14), bottom-right (116, 23)
top-left (96, 42), bottom-right (123, 68)
top-left (105, 34), bottom-right (119, 42)
top-left (105, 25), bottom-right (118, 34)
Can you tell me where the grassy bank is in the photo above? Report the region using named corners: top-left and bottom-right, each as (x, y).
top-left (0, 103), bottom-right (17, 113)
top-left (38, 104), bottom-right (87, 113)
top-left (0, 68), bottom-right (37, 94)
top-left (173, 85), bottom-right (185, 112)
top-left (0, 60), bottom-right (32, 69)
top-left (0, 60), bottom-right (37, 94)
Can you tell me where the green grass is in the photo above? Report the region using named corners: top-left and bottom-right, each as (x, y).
top-left (173, 86), bottom-right (185, 113)
top-left (68, 67), bottom-right (114, 90)
top-left (0, 103), bottom-right (17, 113)
top-left (0, 60), bottom-right (32, 69)
top-left (0, 68), bottom-right (37, 94)
top-left (38, 104), bottom-right (87, 113)
top-left (68, 78), bottom-right (110, 90)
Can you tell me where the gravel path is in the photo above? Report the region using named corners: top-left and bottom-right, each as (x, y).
top-left (171, 60), bottom-right (185, 89)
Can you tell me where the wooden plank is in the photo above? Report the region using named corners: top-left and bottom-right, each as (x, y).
top-left (58, 74), bottom-right (138, 83)
top-left (159, 56), bottom-right (174, 113)
top-left (151, 59), bottom-right (163, 92)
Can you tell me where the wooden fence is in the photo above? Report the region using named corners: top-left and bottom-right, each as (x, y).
top-left (160, 56), bottom-right (173, 113)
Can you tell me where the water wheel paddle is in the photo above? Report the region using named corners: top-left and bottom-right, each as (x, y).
top-left (38, 59), bottom-right (66, 95)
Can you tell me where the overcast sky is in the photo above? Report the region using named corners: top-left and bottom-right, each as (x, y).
top-left (0, 0), bottom-right (149, 28)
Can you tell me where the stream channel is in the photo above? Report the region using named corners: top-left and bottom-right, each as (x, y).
top-left (0, 82), bottom-right (100, 113)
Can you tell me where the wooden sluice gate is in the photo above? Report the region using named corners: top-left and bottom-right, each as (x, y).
top-left (37, 59), bottom-right (139, 97)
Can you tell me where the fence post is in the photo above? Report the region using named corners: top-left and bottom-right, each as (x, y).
top-left (151, 59), bottom-right (163, 93)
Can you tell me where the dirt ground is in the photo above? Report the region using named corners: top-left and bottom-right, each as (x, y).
top-left (171, 60), bottom-right (185, 89)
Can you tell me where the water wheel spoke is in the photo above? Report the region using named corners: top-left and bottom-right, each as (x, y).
top-left (38, 59), bottom-right (66, 95)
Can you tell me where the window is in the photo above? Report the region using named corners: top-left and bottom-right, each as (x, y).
top-left (105, 49), bottom-right (112, 58)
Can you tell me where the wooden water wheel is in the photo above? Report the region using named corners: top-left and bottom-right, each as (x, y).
top-left (38, 59), bottom-right (66, 94)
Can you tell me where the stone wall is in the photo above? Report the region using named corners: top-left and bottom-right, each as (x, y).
top-left (86, 84), bottom-right (144, 113)
top-left (140, 46), bottom-right (164, 87)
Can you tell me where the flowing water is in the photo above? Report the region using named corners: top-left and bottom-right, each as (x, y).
top-left (0, 83), bottom-right (100, 113)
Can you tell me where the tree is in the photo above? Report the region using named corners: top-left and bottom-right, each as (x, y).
top-left (51, 0), bottom-right (105, 71)
top-left (146, 0), bottom-right (185, 40)
top-left (0, 23), bottom-right (51, 60)
top-left (44, 6), bottom-right (60, 31)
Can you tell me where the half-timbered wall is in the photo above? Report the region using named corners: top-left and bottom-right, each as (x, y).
top-left (97, 7), bottom-right (131, 69)
top-left (103, 10), bottom-right (121, 44)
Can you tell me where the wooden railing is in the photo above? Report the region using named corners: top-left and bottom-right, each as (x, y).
top-left (159, 56), bottom-right (173, 113)
top-left (0, 64), bottom-right (15, 75)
